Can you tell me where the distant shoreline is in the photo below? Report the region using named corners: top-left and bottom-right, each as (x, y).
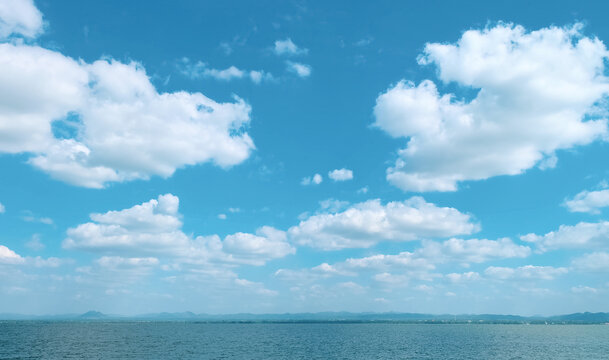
top-left (2, 311), bottom-right (608, 324)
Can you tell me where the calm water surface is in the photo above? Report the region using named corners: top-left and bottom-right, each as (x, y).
top-left (1, 322), bottom-right (608, 359)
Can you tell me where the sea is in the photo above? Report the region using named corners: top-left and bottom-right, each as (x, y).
top-left (1, 322), bottom-right (608, 359)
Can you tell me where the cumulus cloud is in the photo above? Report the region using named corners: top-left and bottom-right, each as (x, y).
top-left (286, 61), bottom-right (311, 78)
top-left (521, 221), bottom-right (609, 252)
top-left (445, 271), bottom-right (481, 283)
top-left (328, 168), bottom-right (353, 181)
top-left (484, 265), bottom-right (568, 280)
top-left (564, 187), bottom-right (609, 214)
top-left (0, 3), bottom-right (256, 188)
top-left (0, 245), bottom-right (24, 264)
top-left (0, 202), bottom-right (4, 213)
top-left (273, 38), bottom-right (308, 56)
top-left (417, 237), bottom-right (531, 264)
top-left (0, 0), bottom-right (43, 38)
top-left (374, 24), bottom-right (609, 192)
top-left (301, 173), bottom-right (322, 185)
top-left (178, 58), bottom-right (274, 84)
top-left (64, 194), bottom-right (294, 266)
top-left (288, 196), bottom-right (479, 250)
top-left (276, 236), bottom-right (530, 287)
top-left (572, 252), bottom-right (609, 272)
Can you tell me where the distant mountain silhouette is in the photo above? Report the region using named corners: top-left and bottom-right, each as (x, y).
top-left (79, 311), bottom-right (109, 319)
top-left (1, 311), bottom-right (608, 324)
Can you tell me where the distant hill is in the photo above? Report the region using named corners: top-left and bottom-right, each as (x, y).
top-left (79, 311), bottom-right (109, 319)
top-left (1, 311), bottom-right (608, 324)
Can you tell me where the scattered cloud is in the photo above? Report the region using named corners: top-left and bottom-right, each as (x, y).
top-left (571, 285), bottom-right (598, 294)
top-left (217, 213), bottom-right (227, 220)
top-left (301, 173), bottom-right (322, 185)
top-left (374, 24), bottom-right (609, 192)
top-left (354, 36), bottom-right (374, 47)
top-left (357, 186), bottom-right (369, 194)
top-left (63, 194), bottom-right (295, 266)
top-left (273, 38), bottom-right (308, 56)
top-left (288, 197), bottom-right (479, 250)
top-left (572, 252), bottom-right (609, 272)
top-left (0, 202), bottom-right (4, 213)
top-left (328, 168), bottom-right (353, 181)
top-left (564, 187), bottom-right (609, 214)
top-left (521, 221), bottom-right (609, 252)
top-left (21, 211), bottom-right (53, 225)
top-left (178, 58), bottom-right (274, 84)
top-left (0, 245), bottom-right (25, 264)
top-left (484, 265), bottom-right (568, 280)
top-left (0, 22), bottom-right (255, 188)
top-left (286, 61), bottom-right (311, 78)
top-left (0, 0), bottom-right (43, 39)
top-left (25, 234), bottom-right (44, 251)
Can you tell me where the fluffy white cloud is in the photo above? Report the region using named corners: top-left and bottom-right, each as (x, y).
top-left (564, 188), bottom-right (609, 214)
top-left (96, 256), bottom-right (159, 268)
top-left (273, 38), bottom-right (308, 56)
top-left (288, 197), bottom-right (479, 250)
top-left (222, 226), bottom-right (296, 263)
top-left (328, 168), bottom-right (353, 181)
top-left (418, 237), bottom-right (530, 264)
top-left (374, 24), bottom-right (609, 192)
top-left (484, 265), bottom-right (568, 280)
top-left (0, 0), bottom-right (42, 38)
top-left (0, 202), bottom-right (4, 213)
top-left (286, 61), bottom-right (311, 78)
top-left (64, 194), bottom-right (294, 266)
top-left (178, 58), bottom-right (274, 84)
top-left (521, 221), bottom-right (609, 252)
top-left (0, 3), bottom-right (256, 188)
top-left (0, 245), bottom-right (24, 264)
top-left (301, 173), bottom-right (322, 185)
top-left (571, 252), bottom-right (609, 272)
top-left (445, 271), bottom-right (481, 283)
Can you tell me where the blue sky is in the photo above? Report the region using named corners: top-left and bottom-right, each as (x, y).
top-left (1, 0), bottom-right (609, 315)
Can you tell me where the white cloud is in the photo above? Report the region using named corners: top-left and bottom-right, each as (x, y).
top-left (96, 256), bottom-right (159, 268)
top-left (571, 285), bottom-right (598, 294)
top-left (217, 213), bottom-right (227, 220)
top-left (0, 3), bottom-right (256, 188)
top-left (357, 186), bottom-right (368, 194)
top-left (234, 278), bottom-right (278, 296)
top-left (484, 265), bottom-right (568, 280)
top-left (222, 226), bottom-right (296, 263)
top-left (286, 61), bottom-right (311, 78)
top-left (0, 202), bottom-right (4, 213)
top-left (417, 237), bottom-right (531, 264)
top-left (288, 196), bottom-right (479, 250)
top-left (445, 271), bottom-right (481, 283)
top-left (273, 38), bottom-right (308, 56)
top-left (373, 272), bottom-right (408, 285)
top-left (0, 245), bottom-right (24, 264)
top-left (374, 24), bottom-right (609, 192)
top-left (0, 0), bottom-right (43, 38)
top-left (64, 194), bottom-right (294, 266)
top-left (572, 252), bottom-right (609, 272)
top-left (178, 58), bottom-right (274, 84)
top-left (564, 188), bottom-right (609, 214)
top-left (328, 168), bottom-right (353, 181)
top-left (521, 221), bottom-right (609, 252)
top-left (301, 173), bottom-right (322, 185)
top-left (25, 234), bottom-right (44, 251)
top-left (318, 198), bottom-right (349, 213)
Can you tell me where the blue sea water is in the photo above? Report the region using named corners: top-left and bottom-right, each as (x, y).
top-left (1, 322), bottom-right (608, 359)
